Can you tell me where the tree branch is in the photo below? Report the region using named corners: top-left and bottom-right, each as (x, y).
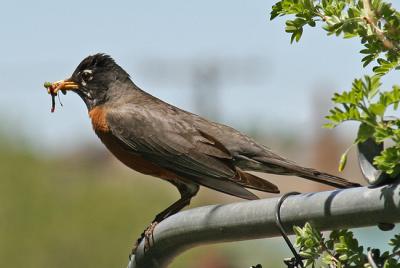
top-left (362, 0), bottom-right (396, 50)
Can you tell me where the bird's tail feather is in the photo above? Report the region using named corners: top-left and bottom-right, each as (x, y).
top-left (252, 156), bottom-right (361, 189)
top-left (293, 167), bottom-right (361, 188)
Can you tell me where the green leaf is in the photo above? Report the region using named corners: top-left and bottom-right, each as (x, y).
top-left (374, 147), bottom-right (400, 177)
top-left (270, 2), bottom-right (283, 20)
top-left (369, 103), bottom-right (386, 116)
top-left (389, 234), bottom-right (400, 253)
top-left (367, 75), bottom-right (382, 100)
top-left (338, 151), bottom-right (348, 172)
top-left (321, 254), bottom-right (334, 265)
top-left (323, 122), bottom-right (337, 128)
top-left (383, 257), bottom-right (400, 268)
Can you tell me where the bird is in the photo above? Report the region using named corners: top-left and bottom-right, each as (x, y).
top-left (47, 53), bottom-right (360, 252)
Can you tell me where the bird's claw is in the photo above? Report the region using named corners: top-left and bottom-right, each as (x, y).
top-left (144, 221), bottom-right (158, 251)
top-left (129, 221), bottom-right (159, 259)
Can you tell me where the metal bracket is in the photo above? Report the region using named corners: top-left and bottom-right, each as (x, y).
top-left (356, 119), bottom-right (399, 231)
top-left (357, 137), bottom-right (389, 186)
top-left (250, 192), bottom-right (304, 268)
top-left (275, 192), bottom-right (304, 268)
top-left (356, 117), bottom-right (400, 186)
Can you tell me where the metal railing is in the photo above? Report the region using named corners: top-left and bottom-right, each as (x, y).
top-left (128, 180), bottom-right (400, 268)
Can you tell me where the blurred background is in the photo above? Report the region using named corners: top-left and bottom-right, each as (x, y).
top-left (0, 1), bottom-right (399, 267)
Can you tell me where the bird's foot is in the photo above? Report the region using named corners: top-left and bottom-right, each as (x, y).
top-left (129, 221), bottom-right (159, 259)
top-left (144, 221), bottom-right (158, 251)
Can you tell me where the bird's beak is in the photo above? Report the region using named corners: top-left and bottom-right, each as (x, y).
top-left (44, 78), bottom-right (79, 95)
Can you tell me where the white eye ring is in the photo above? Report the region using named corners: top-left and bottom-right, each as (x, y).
top-left (81, 69), bottom-right (93, 85)
top-left (83, 69), bottom-right (93, 74)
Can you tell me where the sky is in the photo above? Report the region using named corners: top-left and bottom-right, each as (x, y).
top-left (0, 0), bottom-right (399, 152)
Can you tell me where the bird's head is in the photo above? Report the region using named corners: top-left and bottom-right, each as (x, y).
top-left (46, 53), bottom-right (130, 110)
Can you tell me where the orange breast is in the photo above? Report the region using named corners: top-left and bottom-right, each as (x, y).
top-left (89, 106), bottom-right (177, 180)
top-left (89, 106), bottom-right (110, 132)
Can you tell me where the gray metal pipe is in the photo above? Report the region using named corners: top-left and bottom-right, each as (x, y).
top-left (128, 181), bottom-right (400, 268)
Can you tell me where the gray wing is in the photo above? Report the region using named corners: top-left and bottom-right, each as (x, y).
top-left (106, 104), bottom-right (278, 199)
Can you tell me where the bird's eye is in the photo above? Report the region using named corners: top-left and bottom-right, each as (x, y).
top-left (81, 69), bottom-right (93, 82)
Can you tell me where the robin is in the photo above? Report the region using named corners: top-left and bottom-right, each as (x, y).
top-left (47, 53), bottom-right (360, 251)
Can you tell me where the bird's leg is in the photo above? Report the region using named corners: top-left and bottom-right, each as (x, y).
top-left (143, 197), bottom-right (191, 251)
top-left (130, 181), bottom-right (199, 257)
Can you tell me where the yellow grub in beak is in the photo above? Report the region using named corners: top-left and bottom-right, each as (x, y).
top-left (43, 79), bottom-right (79, 113)
top-left (44, 80), bottom-right (79, 95)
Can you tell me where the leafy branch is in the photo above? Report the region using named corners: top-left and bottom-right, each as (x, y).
top-left (270, 0), bottom-right (400, 178)
top-left (268, 2), bottom-right (400, 267)
top-left (294, 223), bottom-right (400, 267)
top-left (325, 76), bottom-right (400, 176)
top-left (271, 0), bottom-right (400, 71)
